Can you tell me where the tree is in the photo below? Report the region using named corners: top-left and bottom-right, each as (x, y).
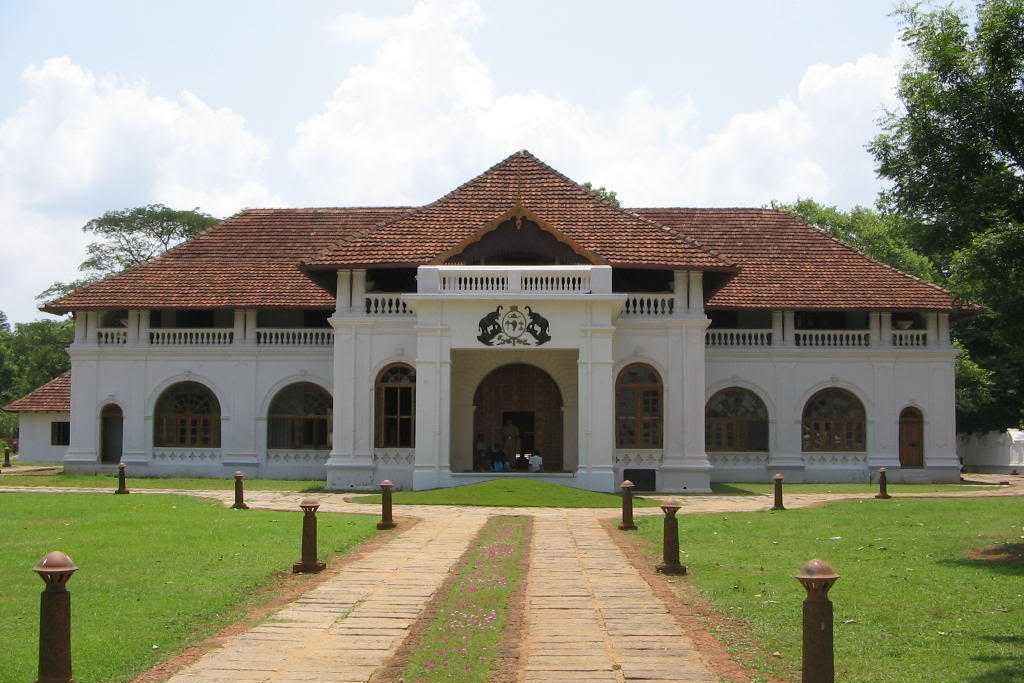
top-left (869, 0), bottom-right (1024, 432)
top-left (0, 310), bottom-right (9, 333)
top-left (0, 319), bottom-right (74, 443)
top-left (581, 182), bottom-right (620, 207)
top-left (39, 204), bottom-right (218, 301)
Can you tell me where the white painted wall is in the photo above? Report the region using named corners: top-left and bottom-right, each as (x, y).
top-left (14, 412), bottom-right (69, 463)
top-left (960, 429), bottom-right (1024, 472)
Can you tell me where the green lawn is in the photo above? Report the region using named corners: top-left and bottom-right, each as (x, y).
top-left (0, 492), bottom-right (377, 683)
top-left (349, 478), bottom-right (660, 508)
top-left (632, 497), bottom-right (1024, 683)
top-left (402, 516), bottom-right (529, 682)
top-left (0, 471), bottom-right (324, 491)
top-left (710, 481), bottom-right (998, 495)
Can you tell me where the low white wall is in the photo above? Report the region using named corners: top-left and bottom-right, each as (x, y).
top-left (959, 429), bottom-right (1024, 473)
top-left (15, 412), bottom-right (70, 463)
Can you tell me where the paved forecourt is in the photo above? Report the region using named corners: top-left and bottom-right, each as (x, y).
top-left (164, 512), bottom-right (486, 683)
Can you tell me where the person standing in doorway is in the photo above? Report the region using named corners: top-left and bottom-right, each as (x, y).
top-left (502, 418), bottom-right (520, 464)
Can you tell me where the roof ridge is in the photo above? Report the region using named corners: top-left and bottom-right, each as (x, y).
top-left (2, 370), bottom-right (71, 412)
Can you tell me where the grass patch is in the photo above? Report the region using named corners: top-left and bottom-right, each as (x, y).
top-left (350, 478), bottom-right (659, 508)
top-left (0, 471), bottom-right (324, 491)
top-left (0, 492), bottom-right (377, 683)
top-left (632, 497), bottom-right (1024, 683)
top-left (401, 516), bottom-right (529, 683)
top-left (710, 481), bottom-right (997, 495)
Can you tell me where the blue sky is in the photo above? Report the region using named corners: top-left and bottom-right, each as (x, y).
top-left (1, 0), bottom-right (926, 323)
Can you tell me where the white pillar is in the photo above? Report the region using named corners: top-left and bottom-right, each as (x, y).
top-left (64, 358), bottom-right (99, 469)
top-left (244, 309), bottom-right (258, 344)
top-left (126, 310), bottom-right (140, 345)
top-left (577, 322), bottom-right (616, 492)
top-left (138, 310), bottom-right (150, 346)
top-left (412, 308), bottom-right (451, 490)
top-left (336, 270), bottom-right (352, 312)
top-left (782, 311), bottom-right (795, 346)
top-left (687, 271), bottom-right (703, 313)
top-left (325, 316), bottom-right (375, 489)
top-left (879, 312), bottom-right (892, 347)
top-left (232, 309), bottom-right (246, 344)
top-left (352, 269), bottom-right (367, 315)
top-left (937, 313), bottom-right (950, 346)
top-left (672, 271), bottom-right (688, 315)
top-left (771, 311), bottom-right (783, 346)
top-left (768, 360), bottom-right (805, 480)
top-left (659, 318), bottom-right (712, 492)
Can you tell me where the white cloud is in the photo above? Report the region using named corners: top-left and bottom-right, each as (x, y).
top-left (292, 0), bottom-right (903, 208)
top-left (0, 57), bottom-right (276, 322)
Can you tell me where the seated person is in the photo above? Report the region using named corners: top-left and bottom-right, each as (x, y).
top-left (528, 452), bottom-right (543, 472)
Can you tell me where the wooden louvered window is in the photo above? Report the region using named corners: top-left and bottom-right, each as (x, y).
top-left (375, 364), bottom-right (416, 448)
top-left (705, 388), bottom-right (769, 451)
top-left (153, 381), bottom-right (221, 448)
top-left (615, 363), bottom-right (663, 448)
top-left (267, 382), bottom-right (332, 449)
top-left (801, 388), bottom-right (865, 452)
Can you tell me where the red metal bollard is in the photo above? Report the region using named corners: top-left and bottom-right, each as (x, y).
top-left (377, 480), bottom-right (397, 530)
top-left (115, 463), bottom-right (129, 495)
top-left (875, 467), bottom-right (892, 500)
top-left (656, 501), bottom-right (687, 575)
top-left (34, 551), bottom-right (78, 683)
top-left (232, 471), bottom-right (249, 509)
top-left (619, 480), bottom-right (637, 531)
top-left (796, 559), bottom-right (839, 683)
top-left (772, 472), bottom-right (785, 510)
top-left (293, 499), bottom-right (326, 574)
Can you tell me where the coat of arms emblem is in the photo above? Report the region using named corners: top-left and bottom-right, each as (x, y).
top-left (477, 305), bottom-right (551, 346)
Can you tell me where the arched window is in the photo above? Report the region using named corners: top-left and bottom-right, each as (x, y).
top-left (802, 388), bottom-right (866, 452)
top-left (375, 364), bottom-right (416, 448)
top-left (705, 388), bottom-right (769, 451)
top-left (267, 382), bottom-right (332, 450)
top-left (154, 381), bottom-right (221, 448)
top-left (615, 363), bottom-right (663, 448)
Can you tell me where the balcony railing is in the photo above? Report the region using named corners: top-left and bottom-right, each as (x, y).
top-left (150, 329), bottom-right (234, 345)
top-left (621, 293), bottom-right (675, 318)
top-left (892, 330), bottom-right (928, 347)
top-left (97, 328), bottom-right (128, 345)
top-left (794, 330), bottom-right (871, 347)
top-left (418, 265), bottom-right (611, 295)
top-left (256, 328), bottom-right (333, 346)
top-left (365, 294), bottom-right (415, 316)
top-left (706, 329), bottom-right (772, 347)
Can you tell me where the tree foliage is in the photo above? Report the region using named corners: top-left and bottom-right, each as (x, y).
top-left (39, 204), bottom-right (218, 302)
top-left (581, 182), bottom-right (620, 207)
top-left (0, 319), bottom-right (74, 441)
top-left (868, 0), bottom-right (1024, 432)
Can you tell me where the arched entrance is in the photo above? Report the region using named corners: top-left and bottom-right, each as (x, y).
top-left (899, 406), bottom-right (924, 467)
top-left (100, 404), bottom-right (123, 463)
top-left (473, 363), bottom-right (563, 471)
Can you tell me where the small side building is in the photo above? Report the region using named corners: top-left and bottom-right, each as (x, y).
top-left (959, 429), bottom-right (1024, 473)
top-left (3, 371), bottom-right (72, 464)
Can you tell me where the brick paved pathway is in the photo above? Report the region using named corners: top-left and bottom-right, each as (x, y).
top-left (165, 513), bottom-right (486, 683)
top-left (521, 513), bottom-right (716, 683)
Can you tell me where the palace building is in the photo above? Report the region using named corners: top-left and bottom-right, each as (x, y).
top-left (3, 151), bottom-right (959, 492)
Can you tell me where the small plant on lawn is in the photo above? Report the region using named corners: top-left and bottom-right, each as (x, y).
top-left (402, 516), bottom-right (529, 683)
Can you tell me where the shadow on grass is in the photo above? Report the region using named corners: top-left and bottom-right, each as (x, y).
top-left (968, 635), bottom-right (1024, 682)
top-left (708, 483), bottom-right (761, 496)
top-left (939, 544), bottom-right (1024, 577)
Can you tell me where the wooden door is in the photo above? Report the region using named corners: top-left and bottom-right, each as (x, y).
top-left (898, 407), bottom-right (924, 467)
top-left (100, 404), bottom-right (123, 464)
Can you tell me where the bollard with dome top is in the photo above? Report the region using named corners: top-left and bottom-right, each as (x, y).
top-left (377, 480), bottom-right (397, 530)
top-left (33, 550), bottom-right (78, 683)
top-left (796, 559), bottom-right (840, 683)
top-left (292, 499), bottom-right (326, 573)
top-left (619, 480), bottom-right (637, 530)
top-left (655, 500), bottom-right (687, 575)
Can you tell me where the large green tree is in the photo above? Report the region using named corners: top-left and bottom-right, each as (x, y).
top-left (868, 0), bottom-right (1024, 432)
top-left (39, 204), bottom-right (218, 301)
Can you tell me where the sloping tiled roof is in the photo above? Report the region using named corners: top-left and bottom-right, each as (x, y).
top-left (634, 208), bottom-right (954, 311)
top-left (3, 371), bottom-right (71, 412)
top-left (304, 151), bottom-right (735, 271)
top-left (42, 208), bottom-right (407, 313)
top-left (38, 152), bottom-right (955, 313)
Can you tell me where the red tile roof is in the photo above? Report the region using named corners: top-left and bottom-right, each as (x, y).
top-left (40, 152), bottom-right (954, 313)
top-left (635, 208), bottom-right (953, 311)
top-left (43, 208), bottom-right (407, 313)
top-left (3, 371), bottom-right (71, 412)
top-left (305, 151), bottom-right (735, 271)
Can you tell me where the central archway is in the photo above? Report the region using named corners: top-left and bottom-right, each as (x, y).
top-left (472, 363), bottom-right (564, 472)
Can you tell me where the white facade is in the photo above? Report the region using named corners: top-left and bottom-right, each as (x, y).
top-left (14, 411), bottom-right (70, 463)
top-left (959, 429), bottom-right (1024, 473)
top-left (51, 264), bottom-right (960, 492)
